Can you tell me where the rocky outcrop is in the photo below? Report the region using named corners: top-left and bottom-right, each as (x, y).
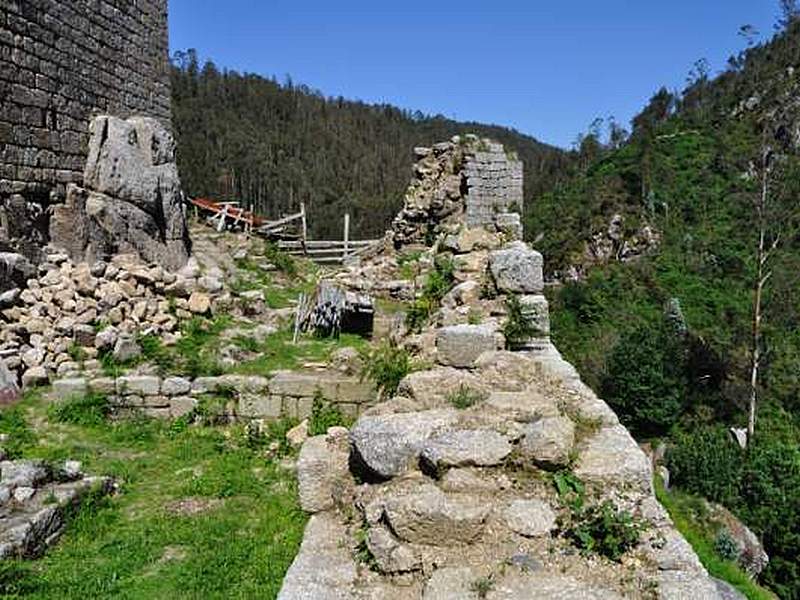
top-left (50, 116), bottom-right (190, 272)
top-left (0, 459), bottom-right (113, 558)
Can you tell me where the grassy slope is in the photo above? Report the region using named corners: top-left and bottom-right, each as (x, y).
top-left (655, 477), bottom-right (776, 600)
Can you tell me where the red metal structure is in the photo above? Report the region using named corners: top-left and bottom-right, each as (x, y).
top-left (189, 197), bottom-right (266, 229)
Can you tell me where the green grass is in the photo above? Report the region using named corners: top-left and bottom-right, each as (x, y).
top-left (233, 330), bottom-right (367, 376)
top-left (655, 477), bottom-right (776, 600)
top-left (0, 392), bottom-right (307, 599)
top-left (232, 249), bottom-right (318, 309)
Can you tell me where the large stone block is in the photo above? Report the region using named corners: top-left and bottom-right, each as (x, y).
top-left (116, 375), bottom-right (161, 396)
top-left (488, 241), bottom-right (544, 293)
top-left (269, 371), bottom-right (375, 404)
top-left (296, 428), bottom-right (352, 513)
top-left (49, 116), bottom-right (189, 271)
top-left (435, 324), bottom-right (496, 368)
top-left (350, 409), bottom-right (459, 480)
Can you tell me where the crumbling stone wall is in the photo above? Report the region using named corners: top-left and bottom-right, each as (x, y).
top-left (0, 0), bottom-right (171, 256)
top-left (463, 142), bottom-right (523, 227)
top-left (391, 135), bottom-right (523, 248)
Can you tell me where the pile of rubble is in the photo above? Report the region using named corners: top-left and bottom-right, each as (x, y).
top-left (0, 248), bottom-right (219, 389)
top-left (0, 456), bottom-right (113, 558)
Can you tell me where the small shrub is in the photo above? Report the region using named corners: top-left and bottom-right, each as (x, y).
top-left (714, 529), bottom-right (741, 562)
top-left (354, 523), bottom-right (379, 570)
top-left (308, 392), bottom-right (349, 435)
top-left (601, 320), bottom-right (687, 436)
top-left (563, 500), bottom-right (644, 561)
top-left (470, 575), bottom-right (495, 599)
top-left (67, 343), bottom-right (87, 364)
top-left (447, 385), bottom-right (486, 409)
top-left (502, 293), bottom-right (539, 348)
top-left (48, 393), bottom-right (110, 427)
top-left (553, 470), bottom-right (586, 511)
top-left (359, 341), bottom-right (413, 398)
top-left (264, 242), bottom-right (297, 277)
top-left (467, 308), bottom-right (482, 325)
top-left (0, 561), bottom-right (33, 596)
top-left (405, 255), bottom-right (455, 332)
top-left (405, 298), bottom-right (433, 332)
top-left (666, 426), bottom-right (743, 507)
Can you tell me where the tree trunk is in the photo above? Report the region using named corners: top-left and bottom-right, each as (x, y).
top-left (748, 164), bottom-right (770, 441)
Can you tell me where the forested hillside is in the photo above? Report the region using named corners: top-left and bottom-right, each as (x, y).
top-left (529, 19), bottom-right (800, 599)
top-left (170, 50), bottom-right (572, 239)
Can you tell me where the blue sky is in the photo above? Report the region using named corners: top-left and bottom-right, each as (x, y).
top-left (169, 1), bottom-right (778, 148)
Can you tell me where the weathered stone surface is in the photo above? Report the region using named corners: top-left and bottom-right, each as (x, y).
top-left (21, 367), bottom-right (48, 388)
top-left (49, 116), bottom-right (189, 271)
top-left (286, 420), bottom-right (309, 449)
top-left (117, 376), bottom-right (161, 397)
top-left (441, 280), bottom-right (482, 308)
top-left (519, 416), bottom-right (575, 468)
top-left (397, 368), bottom-right (490, 409)
top-left (420, 430), bottom-right (512, 473)
top-left (490, 572), bottom-right (623, 599)
top-left (423, 567), bottom-right (478, 599)
top-left (269, 371), bottom-right (375, 404)
top-left (1, 460), bottom-right (49, 488)
top-left (442, 227), bottom-right (501, 254)
top-left (350, 409), bottom-right (459, 479)
top-left (517, 294), bottom-right (550, 336)
top-left (366, 524), bottom-right (420, 573)
top-left (112, 335), bottom-right (142, 363)
top-left (711, 578), bottom-right (747, 600)
top-left (297, 428), bottom-right (351, 513)
top-left (277, 513), bottom-right (357, 600)
top-left (436, 324), bottom-right (497, 368)
top-left (52, 378), bottom-right (88, 400)
top-left (188, 292), bottom-right (211, 315)
top-left (488, 241), bottom-right (544, 293)
top-left (575, 425), bottom-right (653, 493)
top-left (503, 499), bottom-right (556, 537)
top-left (495, 212), bottom-right (523, 240)
top-left (0, 253), bottom-right (35, 293)
top-left (0, 360), bottom-right (20, 405)
top-left (658, 571), bottom-right (723, 600)
top-left (383, 483), bottom-right (489, 545)
top-left (161, 377), bottom-right (191, 396)
top-left (485, 390), bottom-right (559, 422)
top-left (238, 395), bottom-right (282, 419)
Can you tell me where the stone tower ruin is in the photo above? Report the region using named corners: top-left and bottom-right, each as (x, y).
top-left (0, 0), bottom-right (172, 261)
top-left (391, 135), bottom-right (524, 248)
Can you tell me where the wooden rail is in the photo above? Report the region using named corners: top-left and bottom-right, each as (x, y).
top-left (277, 213), bottom-right (380, 266)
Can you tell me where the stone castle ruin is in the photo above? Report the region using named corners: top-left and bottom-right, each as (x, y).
top-left (0, 0), bottom-right (186, 277)
top-left (281, 138), bottom-right (731, 600)
top-left (392, 136), bottom-right (523, 248)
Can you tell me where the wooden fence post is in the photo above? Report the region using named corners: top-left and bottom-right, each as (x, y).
top-left (343, 213), bottom-right (350, 260)
top-left (300, 202), bottom-right (308, 254)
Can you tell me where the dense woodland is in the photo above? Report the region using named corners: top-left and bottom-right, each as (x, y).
top-left (170, 52), bottom-right (571, 240)
top-left (171, 11), bottom-right (800, 599)
top-left (530, 17), bottom-right (800, 599)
